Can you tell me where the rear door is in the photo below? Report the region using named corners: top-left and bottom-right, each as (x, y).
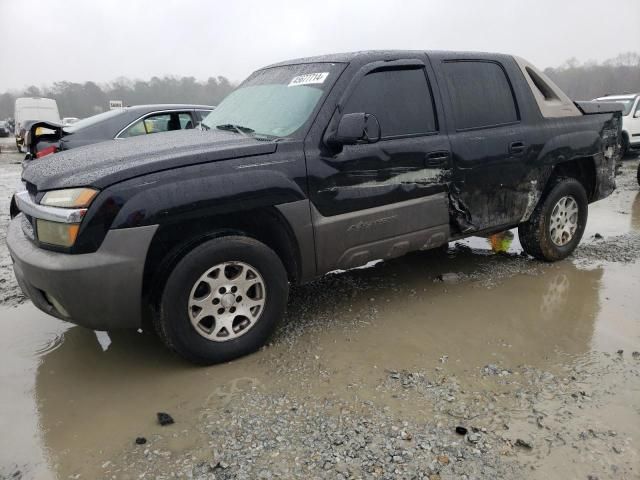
top-left (306, 58), bottom-right (451, 273)
top-left (433, 56), bottom-right (529, 233)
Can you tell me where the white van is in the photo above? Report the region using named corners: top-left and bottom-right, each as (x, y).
top-left (14, 97), bottom-right (61, 152)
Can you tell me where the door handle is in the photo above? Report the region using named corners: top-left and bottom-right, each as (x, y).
top-left (425, 151), bottom-right (450, 167)
top-left (509, 141), bottom-right (527, 154)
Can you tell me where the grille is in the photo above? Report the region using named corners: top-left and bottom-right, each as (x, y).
top-left (21, 214), bottom-right (36, 241)
top-left (25, 181), bottom-right (38, 200)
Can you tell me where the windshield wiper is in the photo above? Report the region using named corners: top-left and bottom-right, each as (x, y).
top-left (216, 124), bottom-right (255, 136)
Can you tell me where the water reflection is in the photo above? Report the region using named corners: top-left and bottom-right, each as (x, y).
top-left (286, 248), bottom-right (603, 376)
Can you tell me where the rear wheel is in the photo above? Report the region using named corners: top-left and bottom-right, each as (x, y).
top-left (155, 235), bottom-right (289, 365)
top-left (518, 177), bottom-right (588, 261)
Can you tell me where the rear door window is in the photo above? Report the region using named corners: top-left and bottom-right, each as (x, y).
top-left (442, 61), bottom-right (519, 130)
top-left (120, 112), bottom-right (194, 138)
top-left (343, 67), bottom-right (438, 138)
top-left (179, 113), bottom-right (194, 129)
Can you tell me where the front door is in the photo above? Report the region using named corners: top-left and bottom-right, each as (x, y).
top-left (306, 59), bottom-right (451, 274)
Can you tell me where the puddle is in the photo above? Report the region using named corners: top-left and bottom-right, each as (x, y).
top-left (0, 304), bottom-right (68, 480)
top-left (1, 159), bottom-right (639, 478)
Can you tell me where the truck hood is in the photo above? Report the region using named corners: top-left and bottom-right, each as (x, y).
top-left (22, 129), bottom-right (278, 191)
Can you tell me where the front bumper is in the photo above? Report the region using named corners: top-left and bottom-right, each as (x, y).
top-left (7, 215), bottom-right (158, 330)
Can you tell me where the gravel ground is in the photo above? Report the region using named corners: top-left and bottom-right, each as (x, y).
top-left (98, 351), bottom-right (639, 480)
top-left (0, 151), bottom-right (25, 308)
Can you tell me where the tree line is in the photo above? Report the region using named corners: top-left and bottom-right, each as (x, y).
top-left (543, 52), bottom-right (639, 100)
top-left (0, 75), bottom-right (235, 120)
top-left (0, 52), bottom-right (639, 120)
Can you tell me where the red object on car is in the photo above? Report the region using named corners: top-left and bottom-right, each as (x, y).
top-left (36, 146), bottom-right (57, 158)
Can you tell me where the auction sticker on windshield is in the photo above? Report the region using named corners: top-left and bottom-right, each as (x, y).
top-left (288, 72), bottom-right (329, 87)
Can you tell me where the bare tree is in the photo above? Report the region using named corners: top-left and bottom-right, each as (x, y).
top-left (0, 75), bottom-right (235, 119)
top-left (545, 52), bottom-right (640, 100)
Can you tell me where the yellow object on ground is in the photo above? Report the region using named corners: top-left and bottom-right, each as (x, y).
top-left (488, 231), bottom-right (514, 253)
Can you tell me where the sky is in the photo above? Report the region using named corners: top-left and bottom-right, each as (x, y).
top-left (1, 0), bottom-right (639, 92)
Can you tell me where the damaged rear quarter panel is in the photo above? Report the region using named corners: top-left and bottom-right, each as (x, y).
top-left (444, 96), bottom-right (620, 235)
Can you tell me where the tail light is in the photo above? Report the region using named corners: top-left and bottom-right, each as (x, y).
top-left (36, 145), bottom-right (58, 158)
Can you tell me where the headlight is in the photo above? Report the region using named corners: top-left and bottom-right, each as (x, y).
top-left (36, 187), bottom-right (99, 247)
top-left (36, 219), bottom-right (80, 247)
top-left (40, 188), bottom-right (98, 208)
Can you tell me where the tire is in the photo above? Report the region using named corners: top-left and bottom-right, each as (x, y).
top-left (518, 177), bottom-right (588, 262)
top-left (621, 133), bottom-right (629, 158)
top-left (637, 162), bottom-right (640, 187)
top-left (155, 235), bottom-right (289, 365)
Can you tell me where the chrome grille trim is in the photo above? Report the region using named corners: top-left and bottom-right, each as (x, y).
top-left (14, 191), bottom-right (87, 224)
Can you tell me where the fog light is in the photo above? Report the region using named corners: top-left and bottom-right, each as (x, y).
top-left (36, 219), bottom-right (80, 247)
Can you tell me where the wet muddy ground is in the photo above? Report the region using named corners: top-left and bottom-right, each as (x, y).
top-left (1, 148), bottom-right (639, 480)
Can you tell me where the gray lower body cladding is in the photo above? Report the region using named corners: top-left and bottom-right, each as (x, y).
top-left (311, 194), bottom-right (450, 274)
top-left (7, 216), bottom-right (158, 330)
top-left (275, 200), bottom-right (317, 284)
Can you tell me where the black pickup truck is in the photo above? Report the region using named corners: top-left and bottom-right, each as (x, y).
top-left (8, 50), bottom-right (622, 364)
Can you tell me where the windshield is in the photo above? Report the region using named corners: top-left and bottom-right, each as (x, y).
top-left (595, 98), bottom-right (635, 115)
top-left (65, 109), bottom-right (123, 132)
top-left (201, 62), bottom-right (344, 139)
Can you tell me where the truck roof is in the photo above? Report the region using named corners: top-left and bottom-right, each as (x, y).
top-left (264, 50), bottom-right (513, 69)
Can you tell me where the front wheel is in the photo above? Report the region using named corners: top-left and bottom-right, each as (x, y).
top-left (518, 177), bottom-right (588, 262)
top-left (155, 235), bottom-right (289, 365)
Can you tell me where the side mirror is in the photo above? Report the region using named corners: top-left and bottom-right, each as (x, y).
top-left (634, 111), bottom-right (640, 118)
top-left (331, 112), bottom-right (381, 145)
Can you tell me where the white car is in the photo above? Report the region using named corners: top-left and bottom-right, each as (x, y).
top-left (594, 93), bottom-right (640, 156)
